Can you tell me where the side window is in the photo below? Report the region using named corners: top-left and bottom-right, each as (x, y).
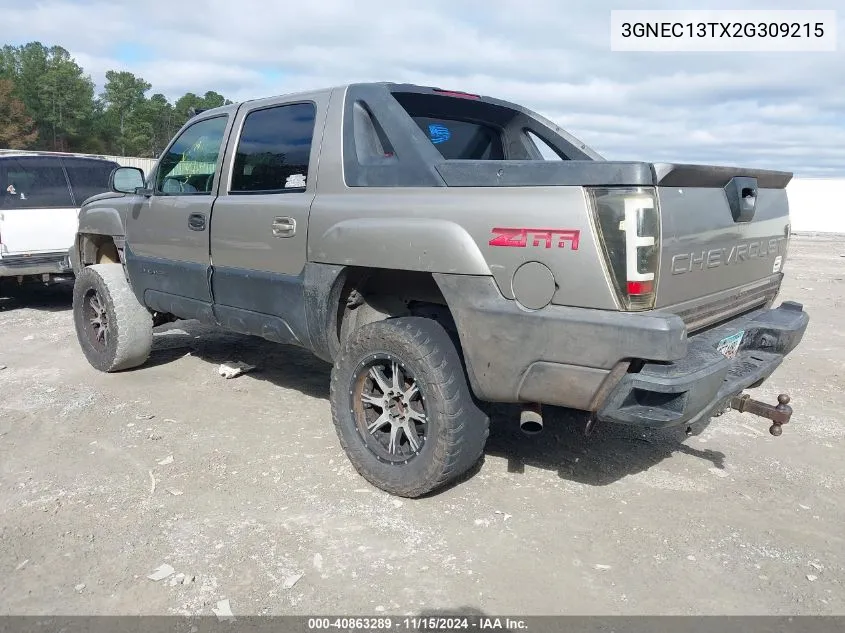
top-left (231, 102), bottom-right (316, 193)
top-left (63, 159), bottom-right (118, 205)
top-left (155, 116), bottom-right (228, 195)
top-left (0, 157), bottom-right (73, 209)
top-left (526, 130), bottom-right (565, 161)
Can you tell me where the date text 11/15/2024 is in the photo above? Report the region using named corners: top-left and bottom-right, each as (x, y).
top-left (307, 616), bottom-right (529, 630)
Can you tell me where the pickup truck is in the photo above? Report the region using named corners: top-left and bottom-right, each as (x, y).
top-left (70, 82), bottom-right (810, 497)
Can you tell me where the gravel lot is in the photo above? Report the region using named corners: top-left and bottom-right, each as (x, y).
top-left (1, 234), bottom-right (843, 617)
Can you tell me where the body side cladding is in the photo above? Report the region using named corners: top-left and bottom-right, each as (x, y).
top-left (302, 263), bottom-right (348, 363)
top-left (311, 218), bottom-right (492, 275)
top-left (212, 305), bottom-right (300, 346)
top-left (143, 289), bottom-right (216, 325)
top-left (77, 201), bottom-right (128, 237)
top-left (431, 273), bottom-right (688, 405)
top-left (123, 244), bottom-right (213, 310)
top-left (210, 265), bottom-right (311, 348)
top-left (125, 248), bottom-right (340, 353)
top-left (75, 195), bottom-right (132, 269)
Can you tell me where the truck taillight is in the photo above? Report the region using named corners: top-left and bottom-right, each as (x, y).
top-left (586, 187), bottom-right (660, 311)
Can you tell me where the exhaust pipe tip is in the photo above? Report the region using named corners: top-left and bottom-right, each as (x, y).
top-left (519, 404), bottom-right (544, 436)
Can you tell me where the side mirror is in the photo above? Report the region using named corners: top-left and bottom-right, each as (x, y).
top-left (110, 167), bottom-right (147, 195)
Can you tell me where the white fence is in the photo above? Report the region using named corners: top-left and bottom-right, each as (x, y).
top-left (0, 149), bottom-right (158, 175)
top-left (112, 155), bottom-right (158, 174)
top-left (786, 178), bottom-right (845, 235)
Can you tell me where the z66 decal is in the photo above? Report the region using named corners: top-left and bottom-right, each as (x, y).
top-left (489, 228), bottom-right (580, 250)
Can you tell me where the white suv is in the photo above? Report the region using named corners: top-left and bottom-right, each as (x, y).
top-left (0, 153), bottom-right (119, 284)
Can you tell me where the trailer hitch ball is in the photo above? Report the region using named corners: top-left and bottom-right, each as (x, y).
top-left (769, 394), bottom-right (791, 437)
top-left (728, 392), bottom-right (793, 437)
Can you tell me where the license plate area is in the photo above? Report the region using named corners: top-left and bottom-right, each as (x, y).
top-left (716, 330), bottom-right (745, 360)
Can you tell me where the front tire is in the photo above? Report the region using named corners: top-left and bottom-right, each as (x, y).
top-left (72, 264), bottom-right (153, 372)
top-left (330, 316), bottom-right (489, 497)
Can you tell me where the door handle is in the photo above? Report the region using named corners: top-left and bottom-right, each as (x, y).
top-left (188, 213), bottom-right (206, 231)
top-left (272, 216), bottom-right (296, 238)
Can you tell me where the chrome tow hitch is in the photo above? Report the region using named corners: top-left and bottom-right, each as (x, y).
top-left (730, 393), bottom-right (793, 436)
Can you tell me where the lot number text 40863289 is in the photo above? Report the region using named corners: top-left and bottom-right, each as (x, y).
top-left (306, 617), bottom-right (529, 630)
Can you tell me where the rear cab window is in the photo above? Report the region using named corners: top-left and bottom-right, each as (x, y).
top-left (410, 117), bottom-right (504, 160)
top-left (390, 90), bottom-right (569, 161)
top-left (0, 156), bottom-right (74, 209)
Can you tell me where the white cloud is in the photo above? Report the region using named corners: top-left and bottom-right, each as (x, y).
top-left (1, 0), bottom-right (842, 175)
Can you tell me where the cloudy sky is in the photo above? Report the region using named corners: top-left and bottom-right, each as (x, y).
top-left (3, 0), bottom-right (843, 176)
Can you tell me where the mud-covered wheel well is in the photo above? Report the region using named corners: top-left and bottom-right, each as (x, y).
top-left (332, 268), bottom-right (459, 354)
top-left (79, 234), bottom-right (121, 266)
top-left (328, 268), bottom-right (486, 412)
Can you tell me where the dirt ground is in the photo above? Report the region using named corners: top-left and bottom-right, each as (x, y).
top-left (0, 234), bottom-right (843, 617)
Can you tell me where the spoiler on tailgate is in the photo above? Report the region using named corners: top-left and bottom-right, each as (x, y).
top-left (434, 161), bottom-right (793, 189)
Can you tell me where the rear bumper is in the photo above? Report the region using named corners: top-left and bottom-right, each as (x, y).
top-left (596, 301), bottom-right (809, 428)
top-left (434, 274), bottom-right (688, 410)
top-left (0, 251), bottom-right (73, 278)
top-left (433, 274), bottom-right (808, 428)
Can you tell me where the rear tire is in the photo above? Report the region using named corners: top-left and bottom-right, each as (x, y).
top-left (330, 316), bottom-right (489, 497)
top-left (72, 264), bottom-right (153, 372)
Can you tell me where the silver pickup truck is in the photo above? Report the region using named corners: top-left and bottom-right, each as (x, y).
top-left (69, 82), bottom-right (810, 497)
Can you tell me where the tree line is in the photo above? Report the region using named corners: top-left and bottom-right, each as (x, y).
top-left (0, 42), bottom-right (233, 157)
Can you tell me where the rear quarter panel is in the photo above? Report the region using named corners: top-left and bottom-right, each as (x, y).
top-left (307, 86), bottom-right (617, 310)
top-left (307, 186), bottom-right (618, 310)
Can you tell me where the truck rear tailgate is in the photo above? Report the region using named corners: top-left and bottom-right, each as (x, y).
top-left (652, 164), bottom-right (792, 327)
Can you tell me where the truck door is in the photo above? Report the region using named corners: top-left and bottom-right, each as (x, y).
top-left (123, 111), bottom-right (236, 323)
top-left (208, 93), bottom-right (328, 346)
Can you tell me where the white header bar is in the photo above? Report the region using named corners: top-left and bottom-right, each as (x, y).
top-left (610, 10), bottom-right (837, 52)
